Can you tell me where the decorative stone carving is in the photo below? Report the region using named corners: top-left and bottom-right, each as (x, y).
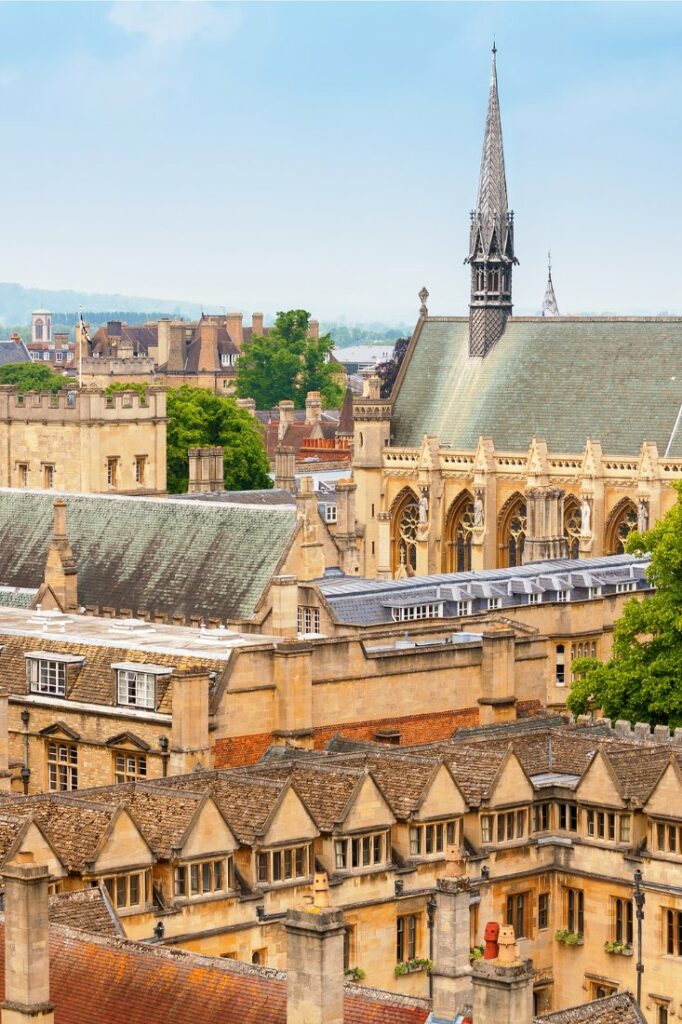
top-left (419, 491), bottom-right (429, 525)
top-left (638, 500), bottom-right (649, 533)
top-left (580, 497), bottom-right (592, 537)
top-left (473, 492), bottom-right (485, 529)
top-left (419, 286), bottom-right (429, 317)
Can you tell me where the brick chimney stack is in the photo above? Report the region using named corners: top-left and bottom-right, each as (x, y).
top-left (308, 319), bottom-right (320, 341)
top-left (431, 875), bottom-right (473, 1019)
top-left (43, 500), bottom-right (78, 612)
top-left (188, 447), bottom-right (224, 493)
top-left (170, 666), bottom-right (211, 774)
top-left (471, 924), bottom-right (533, 1024)
top-left (305, 391), bottom-right (322, 427)
top-left (225, 312), bottom-right (244, 349)
top-left (252, 312), bottom-right (264, 336)
top-left (278, 400), bottom-right (295, 442)
top-left (275, 445), bottom-right (296, 492)
top-left (285, 907), bottom-right (345, 1024)
top-left (1, 854), bottom-right (54, 1024)
top-left (11, 333), bottom-right (21, 345)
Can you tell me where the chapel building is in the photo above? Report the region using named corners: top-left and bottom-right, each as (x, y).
top-left (353, 49), bottom-right (682, 579)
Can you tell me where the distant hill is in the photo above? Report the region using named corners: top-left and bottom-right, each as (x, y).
top-left (0, 282), bottom-right (203, 325)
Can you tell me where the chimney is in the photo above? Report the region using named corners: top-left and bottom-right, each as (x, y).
top-left (366, 373), bottom-right (381, 400)
top-left (197, 321), bottom-right (219, 371)
top-left (188, 447), bottom-right (224, 493)
top-left (307, 319), bottom-right (320, 341)
top-left (296, 477), bottom-right (326, 581)
top-left (1, 854), bottom-right (54, 1024)
top-left (479, 626), bottom-right (517, 726)
top-left (278, 400), bottom-right (295, 442)
top-left (170, 666), bottom-right (211, 774)
top-left (271, 575), bottom-right (298, 638)
top-left (471, 925), bottom-right (533, 1024)
top-left (11, 333), bottom-right (21, 346)
top-left (252, 312), bottom-right (264, 336)
top-left (431, 873), bottom-right (473, 1019)
top-left (275, 445), bottom-right (296, 492)
top-left (305, 391), bottom-right (322, 427)
top-left (236, 397), bottom-right (256, 416)
top-left (285, 907), bottom-right (345, 1024)
top-left (0, 695), bottom-right (11, 793)
top-left (225, 312), bottom-right (244, 349)
top-left (43, 500), bottom-right (78, 612)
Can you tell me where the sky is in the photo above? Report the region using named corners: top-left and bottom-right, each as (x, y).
top-left (2, 1), bottom-right (682, 322)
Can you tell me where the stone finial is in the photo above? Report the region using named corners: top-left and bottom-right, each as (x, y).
top-left (419, 286), bottom-right (429, 317)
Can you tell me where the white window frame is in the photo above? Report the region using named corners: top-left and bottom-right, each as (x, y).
top-left (616, 581), bottom-right (636, 594)
top-left (323, 504), bottom-right (338, 524)
top-left (487, 597), bottom-right (500, 611)
top-left (112, 663), bottom-right (172, 710)
top-left (26, 652), bottom-right (83, 696)
top-left (556, 590), bottom-right (569, 603)
top-left (528, 592), bottom-right (542, 605)
top-left (391, 602), bottom-right (444, 622)
top-left (456, 600), bottom-right (472, 616)
top-left (297, 606), bottom-right (321, 635)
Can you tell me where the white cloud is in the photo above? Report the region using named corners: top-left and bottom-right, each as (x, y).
top-left (109, 1), bottom-right (240, 49)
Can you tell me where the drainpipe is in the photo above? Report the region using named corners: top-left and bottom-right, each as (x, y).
top-left (426, 892), bottom-right (437, 1000)
top-left (633, 869), bottom-right (645, 1007)
top-left (20, 709), bottom-right (30, 795)
top-left (159, 735), bottom-right (169, 778)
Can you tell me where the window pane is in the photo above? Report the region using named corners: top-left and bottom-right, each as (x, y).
top-left (129, 873), bottom-right (140, 906)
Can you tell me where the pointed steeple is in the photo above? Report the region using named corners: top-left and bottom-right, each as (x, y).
top-left (541, 253), bottom-right (560, 317)
top-left (466, 47), bottom-right (518, 357)
top-left (474, 44), bottom-right (509, 252)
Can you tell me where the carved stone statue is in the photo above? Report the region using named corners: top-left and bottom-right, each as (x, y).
top-left (418, 492), bottom-right (429, 525)
top-left (473, 494), bottom-right (484, 528)
top-left (580, 498), bottom-right (591, 536)
top-left (638, 501), bottom-right (649, 533)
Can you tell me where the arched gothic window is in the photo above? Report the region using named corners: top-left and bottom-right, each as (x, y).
top-left (498, 494), bottom-right (527, 568)
top-left (34, 319), bottom-right (43, 340)
top-left (605, 499), bottom-right (638, 555)
top-left (564, 498), bottom-right (582, 560)
top-left (391, 490), bottom-right (419, 576)
top-left (443, 491), bottom-right (475, 573)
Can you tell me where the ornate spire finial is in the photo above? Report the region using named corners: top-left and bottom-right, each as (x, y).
top-left (419, 286), bottom-right (429, 317)
top-left (541, 253), bottom-right (560, 317)
top-left (492, 38), bottom-right (497, 57)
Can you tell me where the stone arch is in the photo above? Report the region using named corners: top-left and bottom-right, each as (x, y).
top-left (442, 489), bottom-right (475, 573)
top-left (605, 497), bottom-right (638, 555)
top-left (563, 494), bottom-right (582, 560)
top-left (497, 491), bottom-right (527, 568)
top-left (390, 486), bottom-right (419, 576)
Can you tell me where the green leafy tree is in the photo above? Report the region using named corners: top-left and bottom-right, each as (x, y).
top-left (166, 386), bottom-right (272, 494)
top-left (567, 483), bottom-right (682, 726)
top-left (236, 309), bottom-right (343, 409)
top-left (0, 362), bottom-right (66, 393)
top-left (376, 337), bottom-right (410, 398)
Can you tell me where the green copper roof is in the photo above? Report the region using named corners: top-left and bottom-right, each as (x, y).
top-left (0, 490), bottom-right (297, 623)
top-left (392, 317), bottom-right (682, 456)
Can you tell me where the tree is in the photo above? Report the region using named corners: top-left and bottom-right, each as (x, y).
top-left (236, 309), bottom-right (343, 409)
top-left (567, 483), bottom-right (682, 726)
top-left (166, 386), bottom-right (272, 494)
top-left (0, 362), bottom-right (65, 393)
top-left (375, 337), bottom-right (409, 398)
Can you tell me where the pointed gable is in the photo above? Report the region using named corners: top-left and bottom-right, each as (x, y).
top-left (576, 749), bottom-right (625, 808)
top-left (413, 762), bottom-right (466, 821)
top-left (179, 795), bottom-right (238, 859)
top-left (6, 818), bottom-right (66, 879)
top-left (260, 780), bottom-right (319, 846)
top-left (644, 758), bottom-right (682, 819)
top-left (340, 772), bottom-right (395, 833)
top-left (90, 807), bottom-right (154, 874)
top-left (486, 747), bottom-right (533, 808)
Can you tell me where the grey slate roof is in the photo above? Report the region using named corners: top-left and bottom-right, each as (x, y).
top-left (391, 316), bottom-right (682, 455)
top-left (0, 339), bottom-right (31, 366)
top-left (0, 489), bottom-right (297, 622)
top-left (177, 489), bottom-right (295, 506)
top-left (318, 553), bottom-right (650, 626)
top-left (0, 586), bottom-right (38, 609)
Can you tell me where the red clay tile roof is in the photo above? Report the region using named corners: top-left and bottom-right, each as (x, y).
top-left (0, 921), bottom-right (430, 1024)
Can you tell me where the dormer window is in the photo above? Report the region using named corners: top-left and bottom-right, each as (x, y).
top-left (616, 581), bottom-right (636, 594)
top-left (112, 663), bottom-right (172, 710)
top-left (323, 504), bottom-right (338, 524)
top-left (334, 830), bottom-right (389, 871)
top-left (26, 652), bottom-right (84, 697)
top-left (391, 602), bottom-right (443, 623)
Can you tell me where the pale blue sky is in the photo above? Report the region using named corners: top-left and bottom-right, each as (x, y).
top-left (2, 1), bottom-right (682, 321)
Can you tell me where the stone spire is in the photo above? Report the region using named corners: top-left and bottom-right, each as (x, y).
top-left (541, 253), bottom-right (560, 317)
top-left (466, 46), bottom-right (517, 357)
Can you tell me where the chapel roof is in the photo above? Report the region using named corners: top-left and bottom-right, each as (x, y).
top-left (390, 317), bottom-right (682, 455)
top-left (0, 489), bottom-right (297, 623)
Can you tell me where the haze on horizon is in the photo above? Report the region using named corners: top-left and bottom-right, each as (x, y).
top-left (2, 1), bottom-right (682, 322)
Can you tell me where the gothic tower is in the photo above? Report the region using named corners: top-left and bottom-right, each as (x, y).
top-left (466, 47), bottom-right (517, 357)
